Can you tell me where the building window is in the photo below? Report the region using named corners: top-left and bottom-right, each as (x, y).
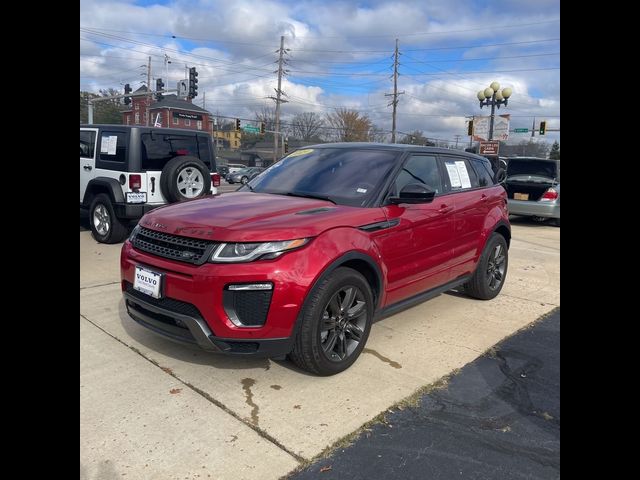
top-left (173, 116), bottom-right (179, 125)
top-left (185, 119), bottom-right (191, 126)
top-left (135, 104), bottom-right (139, 110)
top-left (144, 112), bottom-right (148, 123)
top-left (197, 120), bottom-right (202, 130)
top-left (134, 113), bottom-right (140, 124)
top-left (126, 116), bottom-right (131, 125)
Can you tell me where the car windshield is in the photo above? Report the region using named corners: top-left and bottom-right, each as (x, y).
top-left (507, 159), bottom-right (558, 179)
top-left (236, 168), bottom-right (251, 174)
top-left (242, 148), bottom-right (400, 207)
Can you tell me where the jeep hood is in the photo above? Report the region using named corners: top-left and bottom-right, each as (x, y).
top-left (139, 192), bottom-right (386, 242)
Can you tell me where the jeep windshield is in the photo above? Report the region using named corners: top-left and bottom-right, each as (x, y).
top-left (239, 148), bottom-right (400, 207)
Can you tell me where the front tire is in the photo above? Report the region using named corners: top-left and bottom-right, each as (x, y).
top-left (89, 193), bottom-right (128, 244)
top-left (465, 233), bottom-right (509, 300)
top-left (289, 267), bottom-right (373, 376)
top-left (241, 176), bottom-right (249, 184)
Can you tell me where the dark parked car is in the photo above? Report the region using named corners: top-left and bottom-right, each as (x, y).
top-left (227, 167), bottom-right (265, 184)
top-left (122, 144), bottom-right (510, 375)
top-left (504, 157), bottom-right (560, 226)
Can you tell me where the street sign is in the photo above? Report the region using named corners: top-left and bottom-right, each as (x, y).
top-left (243, 125), bottom-right (260, 133)
top-left (472, 115), bottom-right (510, 141)
top-left (514, 128), bottom-right (528, 133)
top-left (479, 141), bottom-right (500, 155)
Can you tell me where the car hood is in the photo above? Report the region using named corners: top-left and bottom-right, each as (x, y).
top-left (139, 192), bottom-right (386, 242)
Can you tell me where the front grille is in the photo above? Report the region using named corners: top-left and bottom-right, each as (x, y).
top-left (132, 227), bottom-right (217, 264)
top-left (125, 282), bottom-right (203, 319)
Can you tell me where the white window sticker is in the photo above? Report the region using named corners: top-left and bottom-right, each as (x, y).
top-left (454, 161), bottom-right (472, 189)
top-left (356, 187), bottom-right (368, 194)
top-left (445, 162), bottom-right (462, 188)
top-left (101, 136), bottom-right (118, 155)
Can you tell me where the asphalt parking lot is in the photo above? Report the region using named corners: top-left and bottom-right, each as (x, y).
top-left (80, 216), bottom-right (559, 479)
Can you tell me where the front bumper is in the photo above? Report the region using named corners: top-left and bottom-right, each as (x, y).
top-left (120, 240), bottom-right (316, 355)
top-left (508, 199), bottom-right (560, 219)
top-left (123, 286), bottom-right (294, 356)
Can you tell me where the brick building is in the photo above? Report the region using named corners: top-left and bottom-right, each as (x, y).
top-left (122, 86), bottom-right (211, 132)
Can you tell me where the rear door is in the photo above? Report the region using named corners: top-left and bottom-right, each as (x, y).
top-left (80, 128), bottom-right (98, 203)
top-left (439, 155), bottom-right (494, 276)
top-left (377, 153), bottom-right (456, 305)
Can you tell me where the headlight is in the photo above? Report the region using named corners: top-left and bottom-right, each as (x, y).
top-left (129, 223), bottom-right (141, 242)
top-left (210, 238), bottom-right (309, 263)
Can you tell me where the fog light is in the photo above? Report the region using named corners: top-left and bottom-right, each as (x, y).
top-left (227, 283), bottom-right (273, 291)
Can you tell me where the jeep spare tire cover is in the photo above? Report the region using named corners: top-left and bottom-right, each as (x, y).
top-left (160, 155), bottom-right (211, 203)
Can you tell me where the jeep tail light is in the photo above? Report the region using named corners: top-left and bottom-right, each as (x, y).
top-left (540, 188), bottom-right (558, 201)
top-left (211, 172), bottom-right (221, 187)
top-left (129, 174), bottom-right (142, 191)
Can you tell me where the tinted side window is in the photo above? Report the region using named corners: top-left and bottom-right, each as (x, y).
top-left (197, 136), bottom-right (213, 170)
top-left (471, 158), bottom-right (494, 187)
top-left (99, 131), bottom-right (128, 163)
top-left (394, 155), bottom-right (442, 195)
top-left (80, 131), bottom-right (96, 158)
top-left (442, 157), bottom-right (479, 191)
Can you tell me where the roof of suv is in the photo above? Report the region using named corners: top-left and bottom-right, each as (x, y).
top-left (80, 124), bottom-right (213, 136)
top-left (301, 142), bottom-right (490, 161)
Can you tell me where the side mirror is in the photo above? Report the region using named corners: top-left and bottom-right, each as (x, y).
top-left (494, 167), bottom-right (507, 184)
top-left (389, 183), bottom-right (436, 204)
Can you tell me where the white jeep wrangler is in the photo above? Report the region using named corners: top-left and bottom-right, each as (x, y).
top-left (80, 125), bottom-right (219, 243)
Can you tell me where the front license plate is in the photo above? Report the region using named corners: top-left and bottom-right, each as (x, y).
top-left (126, 191), bottom-right (147, 203)
top-left (133, 266), bottom-right (163, 299)
top-left (514, 193), bottom-right (529, 200)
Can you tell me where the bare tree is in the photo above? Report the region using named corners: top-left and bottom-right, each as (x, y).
top-left (368, 125), bottom-right (388, 143)
top-left (325, 108), bottom-right (372, 142)
top-left (398, 130), bottom-right (435, 146)
top-left (290, 112), bottom-right (326, 141)
top-left (254, 106), bottom-right (276, 132)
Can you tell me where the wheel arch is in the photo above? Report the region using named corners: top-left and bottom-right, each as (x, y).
top-left (83, 177), bottom-right (124, 207)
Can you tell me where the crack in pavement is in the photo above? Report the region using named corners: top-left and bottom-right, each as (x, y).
top-left (79, 314), bottom-right (306, 465)
top-left (80, 281), bottom-right (121, 291)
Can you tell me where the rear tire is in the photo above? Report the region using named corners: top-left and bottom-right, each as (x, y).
top-left (465, 233), bottom-right (509, 300)
top-left (289, 267), bottom-right (373, 376)
top-left (89, 194), bottom-right (128, 244)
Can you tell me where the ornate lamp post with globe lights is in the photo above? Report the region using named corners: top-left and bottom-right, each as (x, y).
top-left (477, 82), bottom-right (512, 141)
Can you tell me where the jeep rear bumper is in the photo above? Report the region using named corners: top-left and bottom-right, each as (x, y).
top-left (113, 203), bottom-right (162, 219)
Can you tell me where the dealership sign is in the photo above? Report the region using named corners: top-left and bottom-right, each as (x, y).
top-left (479, 141), bottom-right (500, 155)
top-left (473, 114), bottom-right (510, 141)
top-left (172, 112), bottom-right (203, 121)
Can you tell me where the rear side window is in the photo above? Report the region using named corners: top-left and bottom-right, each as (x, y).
top-left (470, 158), bottom-right (495, 187)
top-left (99, 131), bottom-right (127, 164)
top-left (80, 131), bottom-right (95, 158)
top-left (141, 133), bottom-right (212, 171)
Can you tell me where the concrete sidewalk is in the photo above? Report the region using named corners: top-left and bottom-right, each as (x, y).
top-left (80, 220), bottom-right (559, 479)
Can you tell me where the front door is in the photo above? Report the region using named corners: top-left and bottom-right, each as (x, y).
top-left (375, 154), bottom-right (456, 306)
top-left (80, 128), bottom-right (98, 203)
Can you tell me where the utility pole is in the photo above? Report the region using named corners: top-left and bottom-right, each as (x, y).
top-left (454, 134), bottom-right (462, 149)
top-left (146, 56), bottom-right (151, 126)
top-left (203, 91), bottom-right (205, 109)
top-left (385, 39), bottom-right (404, 143)
top-left (270, 36), bottom-right (289, 163)
top-left (531, 116), bottom-right (536, 138)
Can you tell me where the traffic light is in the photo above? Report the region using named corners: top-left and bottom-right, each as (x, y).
top-left (124, 83), bottom-right (132, 105)
top-left (467, 119), bottom-right (473, 136)
top-left (235, 118), bottom-right (241, 131)
top-left (155, 78), bottom-right (165, 101)
top-left (260, 122), bottom-right (265, 134)
top-left (188, 67), bottom-right (198, 98)
top-left (284, 141), bottom-right (289, 153)
top-left (539, 120), bottom-right (547, 135)
top-left (156, 78), bottom-right (165, 99)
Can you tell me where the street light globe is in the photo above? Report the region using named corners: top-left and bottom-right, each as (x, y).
top-left (477, 90), bottom-right (486, 100)
top-left (484, 87), bottom-right (494, 98)
top-left (495, 90), bottom-right (504, 101)
top-left (502, 87), bottom-right (512, 98)
top-left (490, 81), bottom-right (501, 91)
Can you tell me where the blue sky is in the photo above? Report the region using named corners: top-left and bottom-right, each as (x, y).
top-left (80, 0), bottom-right (560, 145)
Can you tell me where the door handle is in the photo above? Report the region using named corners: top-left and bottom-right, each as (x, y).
top-left (438, 204), bottom-right (453, 214)
top-left (480, 194), bottom-right (488, 202)
top-left (83, 165), bottom-right (92, 171)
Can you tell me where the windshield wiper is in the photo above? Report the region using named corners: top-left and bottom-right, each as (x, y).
top-left (279, 191), bottom-right (337, 204)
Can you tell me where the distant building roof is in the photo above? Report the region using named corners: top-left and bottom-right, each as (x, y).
top-left (151, 94), bottom-right (209, 113)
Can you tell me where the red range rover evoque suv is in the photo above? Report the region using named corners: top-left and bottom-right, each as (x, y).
top-left (121, 144), bottom-right (510, 375)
